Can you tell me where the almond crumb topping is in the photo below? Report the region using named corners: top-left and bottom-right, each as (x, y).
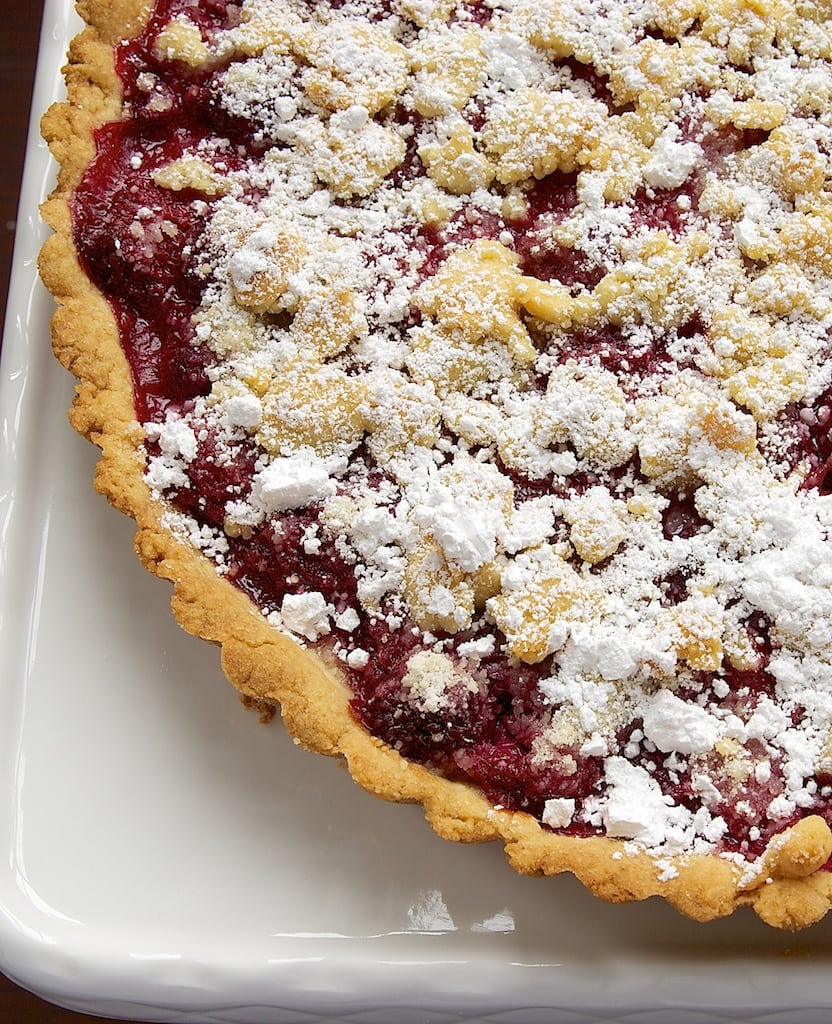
top-left (80, 0), bottom-right (832, 869)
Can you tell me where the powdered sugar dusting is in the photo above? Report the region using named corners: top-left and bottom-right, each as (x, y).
top-left (124, 0), bottom-right (832, 870)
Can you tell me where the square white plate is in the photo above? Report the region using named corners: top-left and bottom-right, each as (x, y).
top-left (3, 3), bottom-right (832, 1021)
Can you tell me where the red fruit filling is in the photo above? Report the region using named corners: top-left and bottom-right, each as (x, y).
top-left (68, 0), bottom-right (832, 861)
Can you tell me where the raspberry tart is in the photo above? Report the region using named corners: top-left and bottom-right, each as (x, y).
top-left (41, 0), bottom-right (832, 928)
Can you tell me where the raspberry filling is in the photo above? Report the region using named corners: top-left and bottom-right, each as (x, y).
top-left (70, 0), bottom-right (832, 864)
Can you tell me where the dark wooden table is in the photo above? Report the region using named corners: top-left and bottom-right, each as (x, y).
top-left (0, 5), bottom-right (139, 1022)
top-left (0, 0), bottom-right (45, 344)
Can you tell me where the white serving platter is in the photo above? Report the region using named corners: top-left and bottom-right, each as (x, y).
top-left (2, 2), bottom-right (832, 1021)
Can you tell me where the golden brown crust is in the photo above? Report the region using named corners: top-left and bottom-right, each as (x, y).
top-left (39, 0), bottom-right (832, 931)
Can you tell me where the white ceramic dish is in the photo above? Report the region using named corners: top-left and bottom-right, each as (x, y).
top-left (3, 3), bottom-right (832, 1022)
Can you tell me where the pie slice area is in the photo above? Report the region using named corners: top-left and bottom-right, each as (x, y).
top-left (40, 0), bottom-right (832, 929)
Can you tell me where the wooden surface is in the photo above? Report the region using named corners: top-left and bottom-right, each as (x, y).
top-left (0, 0), bottom-right (45, 341)
top-left (0, 4), bottom-right (139, 1022)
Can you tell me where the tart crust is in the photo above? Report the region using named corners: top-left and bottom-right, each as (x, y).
top-left (40, 0), bottom-right (832, 930)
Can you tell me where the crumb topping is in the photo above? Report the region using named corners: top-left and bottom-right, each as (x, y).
top-left (78, 0), bottom-right (832, 871)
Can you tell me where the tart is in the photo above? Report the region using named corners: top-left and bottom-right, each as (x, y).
top-left (40, 0), bottom-right (832, 929)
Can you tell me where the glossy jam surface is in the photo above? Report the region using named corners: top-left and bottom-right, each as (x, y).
top-left (71, 0), bottom-right (832, 861)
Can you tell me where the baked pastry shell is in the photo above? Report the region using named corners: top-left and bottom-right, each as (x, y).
top-left (38, 0), bottom-right (832, 931)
